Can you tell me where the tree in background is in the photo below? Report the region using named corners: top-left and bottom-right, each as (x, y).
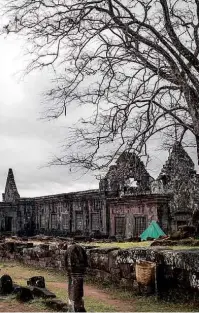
top-left (1, 0), bottom-right (199, 170)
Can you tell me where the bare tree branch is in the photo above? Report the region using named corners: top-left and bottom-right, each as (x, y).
top-left (1, 0), bottom-right (199, 170)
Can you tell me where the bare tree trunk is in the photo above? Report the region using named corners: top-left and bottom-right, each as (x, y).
top-left (184, 88), bottom-right (199, 166)
top-left (193, 112), bottom-right (199, 166)
top-left (195, 134), bottom-right (199, 166)
top-left (193, 109), bottom-right (199, 166)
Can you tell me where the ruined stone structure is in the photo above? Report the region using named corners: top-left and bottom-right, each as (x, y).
top-left (0, 142), bottom-right (198, 237)
top-left (152, 143), bottom-right (199, 231)
top-left (2, 241), bottom-right (199, 302)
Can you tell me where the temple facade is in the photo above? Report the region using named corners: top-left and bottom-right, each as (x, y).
top-left (0, 142), bottom-right (199, 238)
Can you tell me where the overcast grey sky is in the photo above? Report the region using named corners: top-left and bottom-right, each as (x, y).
top-left (0, 35), bottom-right (197, 198)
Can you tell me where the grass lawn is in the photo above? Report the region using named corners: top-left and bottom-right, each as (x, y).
top-left (82, 241), bottom-right (152, 249)
top-left (86, 277), bottom-right (199, 312)
top-left (0, 262), bottom-right (115, 312)
top-left (81, 240), bottom-right (199, 250)
top-left (0, 261), bottom-right (199, 311)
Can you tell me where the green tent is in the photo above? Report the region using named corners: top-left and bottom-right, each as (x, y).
top-left (140, 220), bottom-right (166, 241)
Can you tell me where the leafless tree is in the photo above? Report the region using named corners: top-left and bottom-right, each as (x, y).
top-left (1, 0), bottom-right (199, 170)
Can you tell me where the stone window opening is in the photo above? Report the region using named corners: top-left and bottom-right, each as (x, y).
top-left (134, 216), bottom-right (147, 236)
top-left (129, 178), bottom-right (138, 187)
top-left (125, 177), bottom-right (138, 188)
top-left (51, 214), bottom-right (57, 229)
top-left (91, 213), bottom-right (100, 231)
top-left (115, 216), bottom-right (125, 236)
top-left (52, 204), bottom-right (57, 213)
top-left (75, 212), bottom-right (83, 231)
top-left (40, 215), bottom-right (45, 228)
top-left (62, 213), bottom-right (69, 230)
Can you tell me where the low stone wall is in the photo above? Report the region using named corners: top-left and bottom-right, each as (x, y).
top-left (1, 241), bottom-right (199, 301)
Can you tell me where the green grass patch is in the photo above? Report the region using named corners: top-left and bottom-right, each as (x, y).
top-left (84, 297), bottom-right (115, 312)
top-left (134, 295), bottom-right (197, 312)
top-left (81, 240), bottom-right (199, 250)
top-left (86, 275), bottom-right (199, 312)
top-left (0, 261), bottom-right (66, 283)
top-left (0, 295), bottom-right (50, 312)
top-left (171, 245), bottom-right (199, 250)
top-left (0, 261), bottom-right (118, 312)
top-left (81, 241), bottom-right (152, 249)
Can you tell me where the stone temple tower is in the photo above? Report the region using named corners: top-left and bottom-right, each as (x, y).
top-left (2, 168), bottom-right (20, 203)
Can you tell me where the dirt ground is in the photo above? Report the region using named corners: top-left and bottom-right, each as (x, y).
top-left (0, 284), bottom-right (134, 312)
top-left (0, 262), bottom-right (135, 312)
top-left (48, 281), bottom-right (135, 312)
top-left (0, 302), bottom-right (36, 312)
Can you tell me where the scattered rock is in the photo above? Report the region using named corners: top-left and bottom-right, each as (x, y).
top-left (58, 242), bottom-right (68, 250)
top-left (30, 286), bottom-right (56, 299)
top-left (27, 276), bottom-right (45, 288)
top-left (16, 287), bottom-right (33, 302)
top-left (21, 237), bottom-right (29, 242)
top-left (12, 284), bottom-right (22, 294)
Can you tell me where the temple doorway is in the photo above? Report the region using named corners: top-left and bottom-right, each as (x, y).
top-left (5, 217), bottom-right (12, 232)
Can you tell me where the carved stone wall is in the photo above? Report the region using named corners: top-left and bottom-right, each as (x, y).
top-left (15, 190), bottom-right (106, 236)
top-left (0, 169), bottom-right (106, 236)
top-left (108, 194), bottom-right (169, 237)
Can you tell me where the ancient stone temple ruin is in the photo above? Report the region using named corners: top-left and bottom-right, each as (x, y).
top-left (0, 142), bottom-right (199, 237)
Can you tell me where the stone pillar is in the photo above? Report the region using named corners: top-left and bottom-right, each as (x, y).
top-left (65, 244), bottom-right (88, 312)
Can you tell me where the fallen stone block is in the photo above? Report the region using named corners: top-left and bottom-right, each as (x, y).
top-left (0, 274), bottom-right (13, 294)
top-left (30, 286), bottom-right (56, 299)
top-left (16, 286), bottom-right (34, 302)
top-left (27, 276), bottom-right (45, 288)
top-left (45, 298), bottom-right (68, 311)
top-left (58, 242), bottom-right (68, 250)
top-left (12, 283), bottom-right (21, 294)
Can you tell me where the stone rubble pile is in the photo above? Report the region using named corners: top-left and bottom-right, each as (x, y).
top-left (0, 272), bottom-right (68, 311)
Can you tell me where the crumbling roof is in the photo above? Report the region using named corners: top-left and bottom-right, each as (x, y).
top-left (101, 151), bottom-right (154, 193)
